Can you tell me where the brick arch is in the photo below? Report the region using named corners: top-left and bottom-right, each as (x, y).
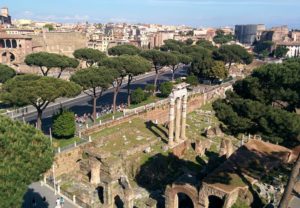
top-left (165, 184), bottom-right (200, 208)
top-left (199, 184), bottom-right (228, 208)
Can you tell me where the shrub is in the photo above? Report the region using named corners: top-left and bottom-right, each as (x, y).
top-left (131, 88), bottom-right (146, 104)
top-left (52, 109), bottom-right (76, 139)
top-left (186, 75), bottom-right (199, 86)
top-left (175, 77), bottom-right (182, 84)
top-left (145, 84), bottom-right (155, 93)
top-left (159, 81), bottom-right (173, 97)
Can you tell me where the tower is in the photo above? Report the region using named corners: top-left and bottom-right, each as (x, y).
top-left (1, 7), bottom-right (9, 17)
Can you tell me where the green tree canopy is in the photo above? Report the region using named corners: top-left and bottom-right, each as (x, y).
top-left (52, 109), bottom-right (76, 139)
top-left (189, 47), bottom-right (214, 78)
top-left (0, 64), bottom-right (16, 83)
top-left (233, 60), bottom-right (300, 110)
top-left (213, 59), bottom-right (300, 148)
top-left (25, 52), bottom-right (79, 77)
top-left (213, 44), bottom-right (253, 69)
top-left (140, 50), bottom-right (171, 93)
top-left (209, 61), bottom-right (228, 80)
top-left (131, 88), bottom-right (147, 104)
top-left (99, 57), bottom-right (125, 112)
top-left (160, 39), bottom-right (184, 52)
top-left (213, 29), bottom-right (234, 44)
top-left (167, 52), bottom-right (191, 80)
top-left (186, 75), bottom-right (199, 86)
top-left (70, 67), bottom-right (116, 121)
top-left (274, 46), bottom-right (289, 58)
top-left (73, 48), bottom-right (106, 67)
top-left (159, 81), bottom-right (173, 97)
top-left (253, 40), bottom-right (274, 55)
top-left (108, 44), bottom-right (141, 56)
top-left (118, 55), bottom-right (151, 106)
top-left (0, 116), bottom-right (53, 207)
top-left (185, 38), bottom-right (194, 45)
top-left (196, 39), bottom-right (217, 51)
top-left (1, 75), bottom-right (81, 129)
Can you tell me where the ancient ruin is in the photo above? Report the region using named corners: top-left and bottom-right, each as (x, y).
top-left (168, 83), bottom-right (188, 147)
top-left (43, 82), bottom-right (296, 208)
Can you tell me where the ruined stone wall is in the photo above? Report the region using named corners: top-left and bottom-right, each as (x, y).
top-left (30, 32), bottom-right (87, 57)
top-left (46, 146), bottom-right (83, 177)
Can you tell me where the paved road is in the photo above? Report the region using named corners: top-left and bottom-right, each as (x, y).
top-left (22, 182), bottom-right (76, 208)
top-left (16, 67), bottom-right (188, 131)
top-left (289, 195), bottom-right (300, 208)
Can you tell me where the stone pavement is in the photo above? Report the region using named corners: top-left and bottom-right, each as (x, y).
top-left (22, 182), bottom-right (77, 208)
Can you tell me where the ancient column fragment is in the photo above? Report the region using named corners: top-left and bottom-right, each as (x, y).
top-left (175, 98), bottom-right (182, 143)
top-left (181, 95), bottom-right (187, 140)
top-left (168, 98), bottom-right (175, 146)
top-left (90, 158), bottom-right (101, 185)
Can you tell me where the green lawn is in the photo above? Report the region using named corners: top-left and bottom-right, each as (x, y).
top-left (52, 137), bottom-right (81, 148)
top-left (96, 111), bottom-right (123, 123)
top-left (128, 96), bottom-right (160, 109)
top-left (91, 118), bottom-right (168, 153)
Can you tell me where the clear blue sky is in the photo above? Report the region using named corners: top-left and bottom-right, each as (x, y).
top-left (2, 0), bottom-right (300, 28)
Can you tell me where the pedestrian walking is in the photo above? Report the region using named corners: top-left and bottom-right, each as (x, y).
top-left (56, 198), bottom-right (60, 207)
top-left (60, 196), bottom-right (65, 207)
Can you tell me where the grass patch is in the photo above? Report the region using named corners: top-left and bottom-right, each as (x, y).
top-left (128, 96), bottom-right (159, 109)
top-left (96, 111), bottom-right (123, 123)
top-left (52, 137), bottom-right (81, 148)
top-left (91, 118), bottom-right (168, 154)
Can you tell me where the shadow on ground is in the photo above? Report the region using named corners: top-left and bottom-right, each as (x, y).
top-left (22, 188), bottom-right (49, 208)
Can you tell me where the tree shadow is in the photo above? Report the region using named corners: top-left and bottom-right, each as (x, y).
top-left (234, 165), bottom-right (265, 208)
top-left (145, 121), bottom-right (168, 144)
top-left (22, 188), bottom-right (49, 208)
top-left (135, 153), bottom-right (202, 207)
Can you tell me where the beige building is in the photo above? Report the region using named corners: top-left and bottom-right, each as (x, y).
top-left (88, 36), bottom-right (114, 52)
top-left (0, 33), bottom-right (32, 64)
top-left (149, 31), bottom-right (174, 48)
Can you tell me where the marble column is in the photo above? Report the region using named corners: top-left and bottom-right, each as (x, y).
top-left (168, 98), bottom-right (175, 146)
top-left (181, 96), bottom-right (187, 140)
top-left (90, 158), bottom-right (101, 185)
top-left (175, 98), bottom-right (182, 143)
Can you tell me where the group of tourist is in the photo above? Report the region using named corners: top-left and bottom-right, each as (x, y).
top-left (75, 103), bottom-right (127, 125)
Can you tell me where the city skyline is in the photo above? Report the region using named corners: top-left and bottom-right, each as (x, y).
top-left (2, 0), bottom-right (300, 28)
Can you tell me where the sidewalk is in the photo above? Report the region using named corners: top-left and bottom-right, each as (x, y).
top-left (22, 182), bottom-right (77, 208)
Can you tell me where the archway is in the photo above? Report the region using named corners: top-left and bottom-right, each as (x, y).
top-left (177, 192), bottom-right (194, 208)
top-left (165, 184), bottom-right (198, 208)
top-left (114, 195), bottom-right (124, 208)
top-left (208, 195), bottom-right (224, 208)
top-left (10, 53), bottom-right (15, 62)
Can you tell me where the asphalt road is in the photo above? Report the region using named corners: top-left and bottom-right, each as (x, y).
top-left (22, 182), bottom-right (76, 208)
top-left (18, 68), bottom-right (187, 131)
